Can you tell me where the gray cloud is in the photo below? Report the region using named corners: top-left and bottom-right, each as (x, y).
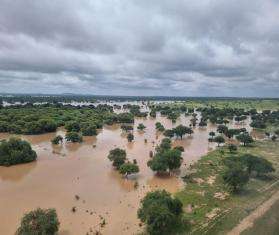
top-left (0, 0), bottom-right (279, 97)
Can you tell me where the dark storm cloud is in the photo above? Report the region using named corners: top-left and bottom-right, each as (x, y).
top-left (0, 0), bottom-right (279, 97)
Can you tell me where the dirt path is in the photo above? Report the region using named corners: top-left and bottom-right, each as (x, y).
top-left (227, 190), bottom-right (279, 235)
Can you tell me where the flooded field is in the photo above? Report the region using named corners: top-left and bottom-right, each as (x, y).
top-left (0, 112), bottom-right (259, 235)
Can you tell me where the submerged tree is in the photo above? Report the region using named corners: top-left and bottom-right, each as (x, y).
top-left (0, 138), bottom-right (37, 166)
top-left (155, 122), bottom-right (165, 132)
top-left (163, 129), bottom-right (175, 138)
top-left (16, 208), bottom-right (60, 235)
top-left (51, 135), bottom-right (63, 145)
top-left (65, 131), bottom-right (83, 143)
top-left (137, 123), bottom-right (146, 131)
top-left (119, 162), bottom-right (139, 177)
top-left (137, 190), bottom-right (183, 235)
top-left (209, 131), bottom-right (215, 141)
top-left (127, 133), bottom-right (134, 142)
top-left (107, 148), bottom-right (127, 169)
top-left (150, 149), bottom-right (182, 172)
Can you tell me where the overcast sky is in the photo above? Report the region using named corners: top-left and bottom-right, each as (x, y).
top-left (0, 0), bottom-right (279, 97)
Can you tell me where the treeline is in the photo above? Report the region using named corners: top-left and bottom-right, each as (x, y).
top-left (0, 104), bottom-right (134, 135)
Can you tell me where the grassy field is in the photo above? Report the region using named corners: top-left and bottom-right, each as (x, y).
top-left (176, 140), bottom-right (279, 235)
top-left (241, 199), bottom-right (279, 235)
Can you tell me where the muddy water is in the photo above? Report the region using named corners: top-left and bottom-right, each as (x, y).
top-left (0, 113), bottom-right (256, 235)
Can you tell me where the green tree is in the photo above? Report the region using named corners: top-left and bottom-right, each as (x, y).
top-left (81, 125), bottom-right (97, 136)
top-left (163, 129), bottom-right (175, 138)
top-left (127, 133), bottom-right (134, 142)
top-left (148, 149), bottom-right (182, 173)
top-left (65, 121), bottom-right (80, 132)
top-left (173, 125), bottom-right (188, 139)
top-left (137, 123), bottom-right (146, 131)
top-left (242, 154), bottom-right (275, 176)
top-left (51, 135), bottom-right (63, 145)
top-left (156, 138), bottom-right (172, 152)
top-left (0, 138), bottom-right (37, 166)
top-left (155, 122), bottom-right (165, 132)
top-left (217, 125), bottom-right (228, 134)
top-left (223, 164), bottom-right (249, 193)
top-left (119, 162), bottom-right (139, 176)
top-left (108, 148), bottom-right (127, 169)
top-left (209, 131), bottom-right (215, 140)
top-left (236, 133), bottom-right (254, 146)
top-left (137, 190), bottom-right (183, 235)
top-left (16, 208), bottom-right (59, 235)
top-left (65, 131), bottom-right (83, 143)
top-left (214, 135), bottom-right (225, 147)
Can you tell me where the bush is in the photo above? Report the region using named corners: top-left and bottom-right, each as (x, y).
top-left (16, 208), bottom-right (59, 235)
top-left (0, 138), bottom-right (37, 166)
top-left (138, 190), bottom-right (183, 235)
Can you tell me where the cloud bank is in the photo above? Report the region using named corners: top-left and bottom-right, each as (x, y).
top-left (0, 0), bottom-right (279, 97)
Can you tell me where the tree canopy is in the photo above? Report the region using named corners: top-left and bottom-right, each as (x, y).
top-left (16, 208), bottom-right (59, 235)
top-left (108, 148), bottom-right (127, 169)
top-left (137, 190), bottom-right (183, 235)
top-left (0, 138), bottom-right (37, 166)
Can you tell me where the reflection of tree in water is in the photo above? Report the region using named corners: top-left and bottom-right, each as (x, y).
top-left (0, 162), bottom-right (37, 182)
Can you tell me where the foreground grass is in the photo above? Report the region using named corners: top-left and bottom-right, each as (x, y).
top-left (241, 199), bottom-right (279, 235)
top-left (176, 140), bottom-right (279, 235)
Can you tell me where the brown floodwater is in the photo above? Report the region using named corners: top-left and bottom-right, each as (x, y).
top-left (0, 112), bottom-right (258, 235)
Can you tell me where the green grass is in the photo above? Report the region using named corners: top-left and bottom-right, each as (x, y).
top-left (241, 200), bottom-right (279, 235)
top-left (176, 140), bottom-right (279, 235)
